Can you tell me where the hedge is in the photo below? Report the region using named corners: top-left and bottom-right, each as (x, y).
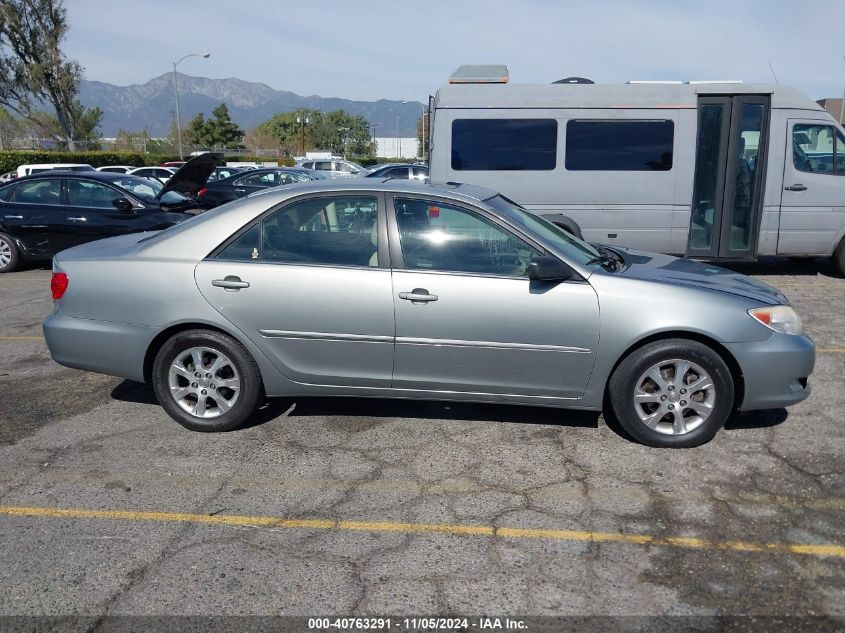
top-left (0, 150), bottom-right (293, 173)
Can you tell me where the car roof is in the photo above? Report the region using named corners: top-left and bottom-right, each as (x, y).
top-left (249, 177), bottom-right (497, 203)
top-left (12, 170), bottom-right (142, 183)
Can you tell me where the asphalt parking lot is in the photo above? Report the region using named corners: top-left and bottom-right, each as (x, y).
top-left (0, 260), bottom-right (844, 626)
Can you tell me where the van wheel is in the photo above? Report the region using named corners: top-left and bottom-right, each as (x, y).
top-left (608, 338), bottom-right (734, 448)
top-left (0, 233), bottom-right (20, 273)
top-left (152, 329), bottom-right (265, 432)
top-left (833, 238), bottom-right (845, 277)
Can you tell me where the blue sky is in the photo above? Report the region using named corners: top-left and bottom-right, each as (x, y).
top-left (65, 0), bottom-right (845, 102)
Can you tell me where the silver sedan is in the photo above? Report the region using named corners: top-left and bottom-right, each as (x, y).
top-left (43, 180), bottom-right (814, 447)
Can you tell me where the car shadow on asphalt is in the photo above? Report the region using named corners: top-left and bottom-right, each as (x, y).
top-left (111, 379), bottom-right (788, 437)
top-left (110, 380), bottom-right (599, 429)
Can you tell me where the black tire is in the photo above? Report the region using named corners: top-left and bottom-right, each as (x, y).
top-left (833, 238), bottom-right (845, 278)
top-left (607, 338), bottom-right (734, 448)
top-left (0, 232), bottom-right (21, 273)
top-left (152, 329), bottom-right (265, 432)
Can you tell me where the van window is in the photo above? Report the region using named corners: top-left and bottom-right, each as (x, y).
top-left (451, 119), bottom-right (557, 170)
top-left (565, 120), bottom-right (674, 171)
top-left (792, 124), bottom-right (845, 175)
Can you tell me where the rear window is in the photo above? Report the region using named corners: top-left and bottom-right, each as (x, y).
top-left (451, 119), bottom-right (557, 171)
top-left (565, 120), bottom-right (674, 171)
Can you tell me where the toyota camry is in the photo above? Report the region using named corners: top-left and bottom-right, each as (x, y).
top-left (43, 180), bottom-right (814, 447)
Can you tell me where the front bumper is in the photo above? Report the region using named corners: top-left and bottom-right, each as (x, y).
top-left (724, 333), bottom-right (815, 411)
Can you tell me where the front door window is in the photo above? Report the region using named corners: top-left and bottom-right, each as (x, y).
top-left (393, 197), bottom-right (541, 276)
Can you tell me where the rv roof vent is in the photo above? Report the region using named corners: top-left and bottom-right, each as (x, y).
top-left (553, 77), bottom-right (594, 84)
top-left (449, 65), bottom-right (509, 84)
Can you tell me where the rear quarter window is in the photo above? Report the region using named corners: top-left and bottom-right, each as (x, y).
top-left (0, 183), bottom-right (15, 202)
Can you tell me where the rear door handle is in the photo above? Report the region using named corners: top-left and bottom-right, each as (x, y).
top-left (399, 288), bottom-right (438, 303)
top-left (212, 275), bottom-right (250, 291)
top-left (234, 188), bottom-right (247, 194)
top-left (785, 184), bottom-right (807, 191)
top-left (67, 216), bottom-right (87, 222)
top-left (4, 215), bottom-right (23, 220)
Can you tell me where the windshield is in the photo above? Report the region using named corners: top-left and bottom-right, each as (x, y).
top-left (484, 195), bottom-right (600, 265)
top-left (112, 176), bottom-right (187, 205)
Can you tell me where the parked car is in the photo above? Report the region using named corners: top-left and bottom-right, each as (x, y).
top-left (0, 153), bottom-right (219, 272)
top-left (206, 166), bottom-right (246, 183)
top-left (43, 180), bottom-right (814, 448)
top-left (128, 166), bottom-right (177, 183)
top-left (96, 165), bottom-right (135, 174)
top-left (16, 163), bottom-right (95, 178)
top-left (197, 167), bottom-right (317, 209)
top-left (296, 159), bottom-right (366, 178)
top-left (365, 163), bottom-right (429, 180)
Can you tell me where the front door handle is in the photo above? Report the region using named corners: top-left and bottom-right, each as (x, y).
top-left (234, 188), bottom-right (247, 194)
top-left (4, 215), bottom-right (23, 220)
top-left (399, 288), bottom-right (438, 304)
top-left (212, 275), bottom-right (250, 291)
top-left (67, 216), bottom-right (87, 222)
top-left (785, 184), bottom-right (807, 191)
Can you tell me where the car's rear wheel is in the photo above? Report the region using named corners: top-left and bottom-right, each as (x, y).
top-left (0, 232), bottom-right (20, 273)
top-left (152, 329), bottom-right (264, 432)
top-left (608, 338), bottom-right (734, 448)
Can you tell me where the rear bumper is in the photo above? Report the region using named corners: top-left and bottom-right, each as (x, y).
top-left (42, 308), bottom-right (155, 383)
top-left (724, 333), bottom-right (815, 411)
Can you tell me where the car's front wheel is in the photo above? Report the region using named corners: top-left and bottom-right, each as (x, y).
top-left (608, 338), bottom-right (734, 448)
top-left (152, 329), bottom-right (265, 432)
top-left (0, 232), bottom-right (20, 273)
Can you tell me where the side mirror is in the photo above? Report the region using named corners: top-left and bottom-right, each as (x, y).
top-left (527, 256), bottom-right (576, 282)
top-left (112, 197), bottom-right (134, 212)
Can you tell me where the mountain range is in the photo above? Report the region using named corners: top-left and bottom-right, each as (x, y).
top-left (78, 73), bottom-right (425, 138)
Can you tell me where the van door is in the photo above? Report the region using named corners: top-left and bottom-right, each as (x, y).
top-left (687, 95), bottom-right (770, 260)
top-left (778, 120), bottom-right (845, 256)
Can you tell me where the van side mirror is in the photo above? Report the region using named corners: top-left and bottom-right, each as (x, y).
top-left (112, 197), bottom-right (134, 212)
top-left (527, 256), bottom-right (576, 281)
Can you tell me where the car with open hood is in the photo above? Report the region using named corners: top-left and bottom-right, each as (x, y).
top-left (0, 152), bottom-right (219, 272)
top-left (42, 179), bottom-right (814, 447)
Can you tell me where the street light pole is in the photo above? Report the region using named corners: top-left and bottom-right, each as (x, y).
top-left (840, 56), bottom-right (845, 125)
top-left (172, 52), bottom-right (211, 160)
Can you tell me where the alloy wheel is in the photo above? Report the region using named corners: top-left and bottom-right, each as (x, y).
top-left (168, 346), bottom-right (240, 419)
top-left (0, 237), bottom-right (11, 268)
top-left (633, 358), bottom-right (715, 435)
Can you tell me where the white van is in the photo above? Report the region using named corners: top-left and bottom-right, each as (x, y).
top-left (429, 68), bottom-right (845, 274)
top-left (16, 163), bottom-right (95, 178)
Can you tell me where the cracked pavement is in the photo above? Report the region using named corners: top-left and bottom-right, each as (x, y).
top-left (0, 260), bottom-right (843, 620)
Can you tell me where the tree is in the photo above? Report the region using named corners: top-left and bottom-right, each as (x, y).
top-left (256, 109), bottom-right (372, 156)
top-left (0, 0), bottom-right (99, 149)
top-left (0, 106), bottom-right (20, 149)
top-left (184, 103), bottom-right (244, 149)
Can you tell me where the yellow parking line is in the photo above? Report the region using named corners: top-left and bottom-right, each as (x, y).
top-left (1, 504), bottom-right (843, 559)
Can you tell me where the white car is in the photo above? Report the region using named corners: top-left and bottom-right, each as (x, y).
top-left (16, 163), bottom-right (95, 178)
top-left (127, 166), bottom-right (177, 183)
top-left (295, 159), bottom-right (366, 178)
top-left (96, 165), bottom-right (135, 174)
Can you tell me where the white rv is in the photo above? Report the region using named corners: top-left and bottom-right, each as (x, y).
top-left (429, 67), bottom-right (845, 274)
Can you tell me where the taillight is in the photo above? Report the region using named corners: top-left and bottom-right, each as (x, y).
top-left (51, 272), bottom-right (68, 300)
top-left (197, 187), bottom-right (207, 198)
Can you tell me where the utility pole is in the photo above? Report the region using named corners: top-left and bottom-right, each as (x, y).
top-left (297, 113), bottom-right (310, 155)
top-left (840, 56), bottom-right (845, 125)
top-left (172, 52), bottom-right (211, 160)
top-left (395, 113), bottom-right (400, 159)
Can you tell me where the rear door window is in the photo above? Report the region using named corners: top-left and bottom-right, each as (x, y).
top-left (13, 179), bottom-right (62, 204)
top-left (262, 195), bottom-right (379, 267)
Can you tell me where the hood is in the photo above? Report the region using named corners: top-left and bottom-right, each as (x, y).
top-left (156, 152), bottom-right (221, 200)
top-left (609, 248), bottom-right (787, 305)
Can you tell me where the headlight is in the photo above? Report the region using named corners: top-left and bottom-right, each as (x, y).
top-left (748, 305), bottom-right (803, 335)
